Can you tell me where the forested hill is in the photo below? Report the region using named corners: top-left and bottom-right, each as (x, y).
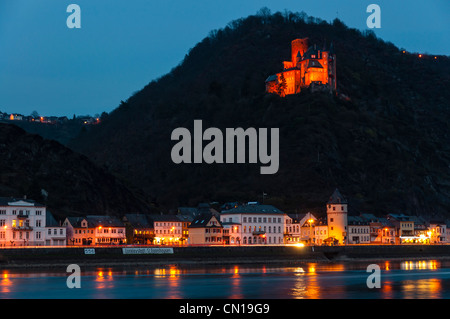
top-left (0, 123), bottom-right (155, 219)
top-left (69, 10), bottom-right (450, 218)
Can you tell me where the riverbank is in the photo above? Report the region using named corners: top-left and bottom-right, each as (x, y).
top-left (1, 245), bottom-right (450, 269)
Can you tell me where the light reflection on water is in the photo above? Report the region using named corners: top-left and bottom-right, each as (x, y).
top-left (0, 260), bottom-right (449, 299)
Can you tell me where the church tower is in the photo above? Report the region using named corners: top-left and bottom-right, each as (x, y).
top-left (326, 188), bottom-right (348, 245)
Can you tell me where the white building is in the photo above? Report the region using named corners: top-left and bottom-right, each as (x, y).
top-left (314, 224), bottom-right (329, 245)
top-left (220, 203), bottom-right (286, 245)
top-left (86, 215), bottom-right (126, 245)
top-left (148, 215), bottom-right (185, 245)
top-left (429, 221), bottom-right (446, 244)
top-left (0, 197), bottom-right (47, 247)
top-left (45, 211), bottom-right (66, 246)
top-left (347, 216), bottom-right (370, 244)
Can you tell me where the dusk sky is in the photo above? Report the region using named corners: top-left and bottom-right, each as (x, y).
top-left (0, 0), bottom-right (448, 117)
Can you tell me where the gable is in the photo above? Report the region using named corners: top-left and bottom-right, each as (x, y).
top-left (207, 215), bottom-right (220, 227)
top-left (8, 200), bottom-right (35, 207)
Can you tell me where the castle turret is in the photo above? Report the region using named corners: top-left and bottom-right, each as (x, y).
top-left (291, 38), bottom-right (308, 65)
top-left (326, 188), bottom-right (348, 245)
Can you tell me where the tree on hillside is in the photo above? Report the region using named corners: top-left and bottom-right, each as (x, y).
top-left (277, 73), bottom-right (287, 97)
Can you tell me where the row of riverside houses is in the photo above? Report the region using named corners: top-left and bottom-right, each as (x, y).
top-left (188, 189), bottom-right (449, 246)
top-left (63, 214), bottom-right (194, 246)
top-left (1, 190), bottom-right (449, 247)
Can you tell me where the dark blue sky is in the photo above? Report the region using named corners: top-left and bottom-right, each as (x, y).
top-left (0, 0), bottom-right (448, 117)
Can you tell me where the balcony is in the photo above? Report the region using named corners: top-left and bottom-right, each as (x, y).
top-left (12, 226), bottom-right (33, 231)
top-left (253, 231), bottom-right (266, 236)
top-left (17, 213), bottom-right (29, 219)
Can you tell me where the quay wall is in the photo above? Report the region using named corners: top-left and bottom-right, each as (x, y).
top-left (0, 245), bottom-right (449, 268)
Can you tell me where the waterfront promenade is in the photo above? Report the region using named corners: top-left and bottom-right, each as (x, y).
top-left (1, 244), bottom-right (450, 269)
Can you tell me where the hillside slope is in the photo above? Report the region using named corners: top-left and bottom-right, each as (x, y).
top-left (0, 123), bottom-right (156, 219)
top-left (69, 11), bottom-right (450, 217)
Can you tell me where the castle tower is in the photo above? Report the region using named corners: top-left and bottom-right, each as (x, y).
top-left (291, 38), bottom-right (309, 65)
top-left (326, 188), bottom-right (348, 245)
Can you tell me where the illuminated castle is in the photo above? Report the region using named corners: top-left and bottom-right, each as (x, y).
top-left (265, 38), bottom-right (336, 96)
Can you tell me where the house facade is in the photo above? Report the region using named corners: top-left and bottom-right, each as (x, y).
top-left (387, 214), bottom-right (415, 244)
top-left (148, 215), bottom-right (186, 245)
top-left (284, 213), bottom-right (317, 244)
top-left (220, 203), bottom-right (285, 245)
top-left (63, 217), bottom-right (95, 246)
top-left (429, 221), bottom-right (446, 244)
top-left (45, 212), bottom-right (66, 246)
top-left (64, 215), bottom-right (126, 245)
top-left (347, 216), bottom-right (370, 244)
top-left (123, 214), bottom-right (154, 245)
top-left (314, 223), bottom-right (329, 245)
top-left (188, 213), bottom-right (223, 245)
top-left (0, 197), bottom-right (47, 247)
top-left (87, 216), bottom-right (126, 245)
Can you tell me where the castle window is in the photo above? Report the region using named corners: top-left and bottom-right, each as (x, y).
top-left (341, 206), bottom-right (344, 211)
top-left (333, 207), bottom-right (336, 211)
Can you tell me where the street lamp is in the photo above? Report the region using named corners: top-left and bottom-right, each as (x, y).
top-left (307, 213), bottom-right (314, 246)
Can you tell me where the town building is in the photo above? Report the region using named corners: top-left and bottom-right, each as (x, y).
top-left (314, 220), bottom-right (329, 245)
top-left (177, 214), bottom-right (194, 244)
top-left (63, 217), bottom-right (95, 245)
top-left (123, 214), bottom-right (154, 245)
top-left (188, 212), bottom-right (223, 245)
top-left (0, 197), bottom-right (47, 247)
top-left (284, 212), bottom-right (317, 244)
top-left (221, 220), bottom-right (241, 245)
top-left (347, 216), bottom-right (370, 244)
top-left (148, 214), bottom-right (186, 245)
top-left (380, 221), bottom-right (396, 244)
top-left (64, 215), bottom-right (126, 245)
top-left (45, 211), bottom-right (66, 246)
top-left (265, 38), bottom-right (337, 96)
top-left (87, 215), bottom-right (126, 245)
top-left (446, 221), bottom-right (450, 244)
top-left (429, 221), bottom-right (446, 244)
top-left (387, 214), bottom-right (415, 244)
top-left (220, 203), bottom-right (285, 245)
top-left (326, 189), bottom-right (348, 245)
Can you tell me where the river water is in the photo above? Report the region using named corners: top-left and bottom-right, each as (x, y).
top-left (0, 260), bottom-right (449, 299)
